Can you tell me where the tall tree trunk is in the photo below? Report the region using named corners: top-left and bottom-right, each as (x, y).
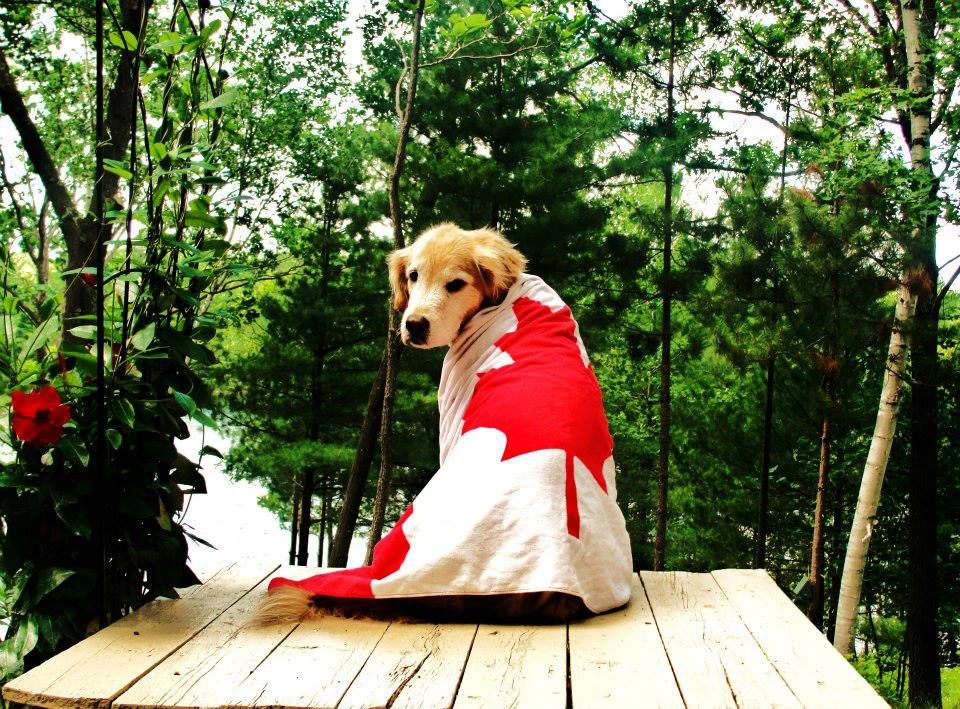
top-left (0, 2), bottom-right (151, 341)
top-left (366, 314), bottom-right (401, 563)
top-left (288, 483), bottom-right (301, 565)
top-left (37, 197), bottom-right (50, 290)
top-left (296, 470), bottom-right (315, 566)
top-left (810, 272), bottom-right (839, 628)
top-left (755, 356), bottom-right (775, 568)
top-left (317, 479), bottom-right (328, 567)
top-left (328, 353), bottom-right (387, 566)
top-left (365, 0), bottom-right (426, 562)
top-left (827, 473), bottom-right (844, 643)
top-left (653, 4), bottom-right (676, 573)
top-left (326, 485), bottom-right (335, 565)
top-left (907, 204), bottom-right (942, 709)
top-left (902, 1), bottom-right (941, 704)
top-left (808, 391), bottom-right (832, 628)
top-left (834, 281), bottom-right (916, 653)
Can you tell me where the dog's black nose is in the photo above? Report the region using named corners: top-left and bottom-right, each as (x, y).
top-left (405, 317), bottom-right (430, 345)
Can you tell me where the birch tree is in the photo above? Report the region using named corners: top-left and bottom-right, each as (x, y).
top-left (829, 4), bottom-right (954, 703)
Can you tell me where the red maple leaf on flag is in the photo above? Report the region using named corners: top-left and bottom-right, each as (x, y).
top-left (461, 296), bottom-right (614, 538)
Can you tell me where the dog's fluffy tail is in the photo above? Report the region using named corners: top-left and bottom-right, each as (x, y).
top-left (253, 585), bottom-right (314, 625)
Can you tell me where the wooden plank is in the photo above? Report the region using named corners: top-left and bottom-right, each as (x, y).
top-left (338, 622), bottom-right (477, 709)
top-left (114, 565), bottom-right (318, 708)
top-left (453, 624), bottom-right (566, 709)
top-left (569, 575), bottom-right (683, 708)
top-left (230, 615), bottom-right (390, 708)
top-left (641, 571), bottom-right (802, 708)
top-left (2, 561), bottom-right (277, 709)
top-left (712, 569), bottom-right (887, 708)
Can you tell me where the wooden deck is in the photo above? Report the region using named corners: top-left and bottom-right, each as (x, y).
top-left (3, 563), bottom-right (887, 708)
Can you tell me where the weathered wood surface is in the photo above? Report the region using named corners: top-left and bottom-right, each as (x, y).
top-left (3, 561), bottom-right (278, 709)
top-left (3, 565), bottom-right (888, 708)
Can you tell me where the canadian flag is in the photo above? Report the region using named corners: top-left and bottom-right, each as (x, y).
top-left (268, 275), bottom-right (633, 614)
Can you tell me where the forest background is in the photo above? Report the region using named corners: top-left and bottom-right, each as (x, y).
top-left (0, 0), bottom-right (958, 706)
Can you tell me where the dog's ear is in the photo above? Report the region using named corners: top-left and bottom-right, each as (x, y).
top-left (471, 228), bottom-right (527, 302)
top-left (387, 246), bottom-right (412, 311)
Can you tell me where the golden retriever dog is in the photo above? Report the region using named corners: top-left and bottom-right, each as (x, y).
top-left (257, 224), bottom-right (598, 625)
top-left (388, 222), bottom-right (528, 348)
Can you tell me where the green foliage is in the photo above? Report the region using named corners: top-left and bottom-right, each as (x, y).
top-left (1, 0), bottom-right (958, 700)
top-left (0, 0), bottom-right (265, 682)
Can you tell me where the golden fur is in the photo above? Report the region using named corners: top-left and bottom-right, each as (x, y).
top-left (254, 225), bottom-right (592, 625)
top-left (388, 224), bottom-right (527, 347)
top-left (254, 586), bottom-right (589, 625)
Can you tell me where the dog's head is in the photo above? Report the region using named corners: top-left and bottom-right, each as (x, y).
top-left (388, 223), bottom-right (527, 348)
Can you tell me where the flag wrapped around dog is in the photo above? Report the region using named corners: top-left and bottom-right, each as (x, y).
top-left (267, 274), bottom-right (633, 614)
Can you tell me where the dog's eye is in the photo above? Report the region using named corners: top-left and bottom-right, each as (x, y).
top-left (409, 270), bottom-right (418, 283)
top-left (446, 278), bottom-right (467, 293)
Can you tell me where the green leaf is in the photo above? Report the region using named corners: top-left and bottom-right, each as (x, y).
top-left (130, 323), bottom-right (156, 351)
top-left (68, 325), bottom-right (97, 340)
top-left (157, 498), bottom-right (173, 531)
top-left (200, 18), bottom-right (222, 41)
top-left (463, 13), bottom-right (488, 27)
top-left (32, 568), bottom-right (75, 605)
top-left (0, 637), bottom-right (22, 677)
top-left (103, 165), bottom-right (132, 180)
top-left (153, 179), bottom-right (171, 208)
top-left (111, 398), bottom-right (136, 429)
top-left (172, 287), bottom-right (201, 307)
top-left (172, 389), bottom-right (196, 415)
top-left (199, 89), bottom-right (240, 111)
top-left (53, 498), bottom-right (92, 539)
top-left (103, 158), bottom-right (133, 179)
top-left (190, 408), bottom-right (217, 429)
top-left (149, 31), bottom-right (185, 54)
top-left (106, 428), bottom-right (122, 449)
top-left (185, 210), bottom-right (223, 229)
top-left (8, 570), bottom-right (29, 608)
top-left (17, 316), bottom-right (58, 371)
top-left (150, 141), bottom-right (168, 161)
top-left (109, 30), bottom-right (139, 50)
top-left (57, 437), bottom-right (89, 467)
top-left (0, 472), bottom-right (33, 489)
top-left (200, 237), bottom-right (230, 252)
top-left (140, 68), bottom-right (168, 84)
top-left (199, 444), bottom-right (223, 459)
top-left (13, 616), bottom-right (38, 659)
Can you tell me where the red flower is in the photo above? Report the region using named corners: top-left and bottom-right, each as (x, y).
top-left (11, 386), bottom-right (72, 447)
top-left (80, 273), bottom-right (97, 287)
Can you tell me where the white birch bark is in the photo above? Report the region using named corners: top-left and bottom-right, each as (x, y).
top-left (833, 0), bottom-right (933, 657)
top-left (833, 283), bottom-right (917, 654)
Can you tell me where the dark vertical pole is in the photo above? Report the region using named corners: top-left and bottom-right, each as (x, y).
top-left (288, 483), bottom-right (301, 565)
top-left (653, 2), bottom-right (676, 572)
top-left (365, 0), bottom-right (426, 563)
top-left (93, 0), bottom-right (108, 629)
top-left (296, 471), bottom-right (314, 565)
top-left (756, 356), bottom-right (775, 568)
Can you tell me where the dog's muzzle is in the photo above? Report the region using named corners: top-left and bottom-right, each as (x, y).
top-left (405, 317), bottom-right (430, 345)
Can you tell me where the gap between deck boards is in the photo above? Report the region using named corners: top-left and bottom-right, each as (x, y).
top-left (3, 566), bottom-right (887, 709)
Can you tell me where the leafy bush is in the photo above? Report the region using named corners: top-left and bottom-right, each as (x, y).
top-left (0, 2), bottom-right (250, 681)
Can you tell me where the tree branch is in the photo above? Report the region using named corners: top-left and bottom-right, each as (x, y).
top-left (935, 262), bottom-right (960, 311)
top-left (705, 107), bottom-right (787, 133)
top-left (82, 0), bottom-right (152, 221)
top-left (0, 47), bottom-right (84, 246)
top-left (930, 72), bottom-right (957, 132)
top-left (835, 0), bottom-right (880, 37)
